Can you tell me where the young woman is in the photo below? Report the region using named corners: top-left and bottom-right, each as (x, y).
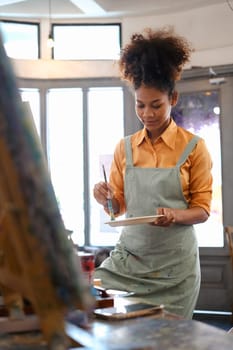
top-left (93, 27), bottom-right (213, 319)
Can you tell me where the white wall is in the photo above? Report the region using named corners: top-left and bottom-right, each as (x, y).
top-left (122, 3), bottom-right (233, 68)
top-left (11, 2), bottom-right (233, 79)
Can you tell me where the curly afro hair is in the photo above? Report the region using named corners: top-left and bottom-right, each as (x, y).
top-left (119, 27), bottom-right (193, 95)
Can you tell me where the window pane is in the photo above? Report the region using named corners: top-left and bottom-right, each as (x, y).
top-left (20, 88), bottom-right (40, 136)
top-left (47, 88), bottom-right (84, 245)
top-left (88, 87), bottom-right (124, 246)
top-left (53, 24), bottom-right (121, 60)
top-left (172, 90), bottom-right (223, 247)
top-left (0, 21), bottom-right (39, 59)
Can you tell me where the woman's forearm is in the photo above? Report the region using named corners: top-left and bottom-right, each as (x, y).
top-left (172, 207), bottom-right (209, 225)
top-left (155, 206), bottom-right (209, 226)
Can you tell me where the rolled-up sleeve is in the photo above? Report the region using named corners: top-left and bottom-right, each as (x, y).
top-left (109, 139), bottom-right (127, 216)
top-left (181, 138), bottom-right (213, 215)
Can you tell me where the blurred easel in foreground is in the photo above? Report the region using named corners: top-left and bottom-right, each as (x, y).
top-left (0, 32), bottom-right (94, 349)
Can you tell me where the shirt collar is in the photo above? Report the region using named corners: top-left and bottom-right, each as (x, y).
top-left (135, 119), bottom-right (178, 150)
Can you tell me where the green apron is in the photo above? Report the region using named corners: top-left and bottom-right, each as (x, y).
top-left (95, 135), bottom-right (201, 319)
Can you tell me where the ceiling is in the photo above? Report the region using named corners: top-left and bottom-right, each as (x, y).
top-left (0, 0), bottom-right (228, 20)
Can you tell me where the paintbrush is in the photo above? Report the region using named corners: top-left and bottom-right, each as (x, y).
top-left (102, 164), bottom-right (115, 221)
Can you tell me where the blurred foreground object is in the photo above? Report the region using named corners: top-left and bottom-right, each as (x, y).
top-left (0, 32), bottom-right (93, 349)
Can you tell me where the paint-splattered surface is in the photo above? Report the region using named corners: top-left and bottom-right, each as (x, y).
top-left (1, 316), bottom-right (233, 349)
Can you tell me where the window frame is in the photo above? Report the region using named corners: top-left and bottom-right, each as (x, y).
top-left (0, 19), bottom-right (40, 59)
top-left (18, 77), bottom-right (132, 246)
top-left (51, 22), bottom-right (122, 60)
top-left (175, 74), bottom-right (231, 258)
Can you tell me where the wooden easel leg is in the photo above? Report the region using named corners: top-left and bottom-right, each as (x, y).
top-left (0, 232), bottom-right (24, 318)
top-left (37, 308), bottom-right (68, 350)
top-left (25, 266), bottom-right (71, 349)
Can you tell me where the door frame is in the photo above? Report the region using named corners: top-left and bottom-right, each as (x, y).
top-left (177, 68), bottom-right (233, 311)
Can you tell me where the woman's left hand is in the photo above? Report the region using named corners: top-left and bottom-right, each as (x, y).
top-left (151, 207), bottom-right (176, 226)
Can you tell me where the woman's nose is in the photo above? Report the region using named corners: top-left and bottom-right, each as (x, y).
top-left (143, 106), bottom-right (154, 116)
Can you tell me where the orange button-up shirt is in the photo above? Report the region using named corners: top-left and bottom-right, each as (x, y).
top-left (109, 119), bottom-right (213, 216)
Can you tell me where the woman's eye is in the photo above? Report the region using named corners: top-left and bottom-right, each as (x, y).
top-left (136, 104), bottom-right (162, 109)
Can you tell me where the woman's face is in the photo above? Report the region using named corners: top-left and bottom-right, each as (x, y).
top-left (135, 85), bottom-right (177, 137)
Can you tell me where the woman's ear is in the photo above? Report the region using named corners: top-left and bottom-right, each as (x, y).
top-left (171, 91), bottom-right (178, 107)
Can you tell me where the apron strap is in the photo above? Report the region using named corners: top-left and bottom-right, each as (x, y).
top-left (176, 135), bottom-right (200, 167)
top-left (124, 135), bottom-right (133, 167)
top-left (125, 134), bottom-right (200, 167)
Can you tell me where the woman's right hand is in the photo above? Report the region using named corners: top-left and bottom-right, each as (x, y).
top-left (93, 181), bottom-right (112, 206)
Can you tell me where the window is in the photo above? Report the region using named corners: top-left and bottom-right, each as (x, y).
top-left (47, 88), bottom-right (84, 245)
top-left (172, 90), bottom-right (222, 247)
top-left (88, 87), bottom-right (124, 246)
top-left (0, 20), bottom-right (39, 59)
top-left (53, 23), bottom-right (121, 60)
top-left (19, 81), bottom-right (125, 247)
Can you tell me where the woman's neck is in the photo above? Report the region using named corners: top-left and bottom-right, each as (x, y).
top-left (147, 118), bottom-right (171, 143)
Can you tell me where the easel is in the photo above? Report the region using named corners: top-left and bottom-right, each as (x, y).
top-left (0, 34), bottom-right (94, 349)
top-left (0, 133), bottom-right (95, 349)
